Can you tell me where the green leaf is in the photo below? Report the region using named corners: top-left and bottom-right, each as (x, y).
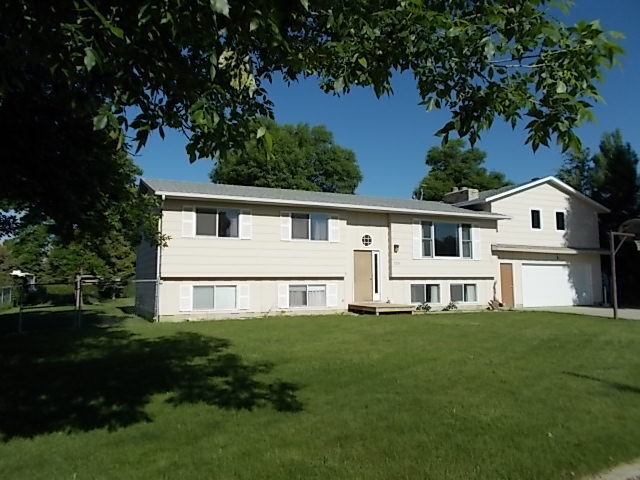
top-left (83, 47), bottom-right (97, 71)
top-left (300, 0), bottom-right (309, 11)
top-left (358, 57), bottom-right (367, 68)
top-left (333, 77), bottom-right (345, 93)
top-left (556, 80), bottom-right (567, 94)
top-left (93, 113), bottom-right (108, 131)
top-left (256, 126), bottom-right (266, 139)
top-left (211, 0), bottom-right (230, 17)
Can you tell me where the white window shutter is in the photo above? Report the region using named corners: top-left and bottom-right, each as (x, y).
top-left (277, 283), bottom-right (289, 308)
top-left (472, 226), bottom-right (482, 260)
top-left (182, 206), bottom-right (195, 238)
top-left (327, 283), bottom-right (338, 307)
top-left (179, 284), bottom-right (192, 312)
top-left (240, 210), bottom-right (252, 239)
top-left (329, 216), bottom-right (340, 242)
top-left (412, 219), bottom-right (422, 259)
top-left (237, 284), bottom-right (250, 310)
top-left (280, 212), bottom-right (291, 241)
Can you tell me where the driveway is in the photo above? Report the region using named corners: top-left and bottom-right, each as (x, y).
top-left (524, 306), bottom-right (640, 321)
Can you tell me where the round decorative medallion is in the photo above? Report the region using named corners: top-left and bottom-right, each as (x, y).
top-left (362, 234), bottom-right (372, 247)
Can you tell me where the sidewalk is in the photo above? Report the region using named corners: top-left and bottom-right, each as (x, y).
top-left (523, 306), bottom-right (640, 321)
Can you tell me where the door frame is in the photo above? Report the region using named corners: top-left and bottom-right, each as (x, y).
top-left (353, 249), bottom-right (381, 302)
top-left (499, 262), bottom-right (514, 307)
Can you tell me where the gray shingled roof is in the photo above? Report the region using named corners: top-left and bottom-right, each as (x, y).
top-left (142, 178), bottom-right (506, 219)
top-left (454, 183), bottom-right (522, 207)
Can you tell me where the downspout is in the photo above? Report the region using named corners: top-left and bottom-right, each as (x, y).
top-left (154, 194), bottom-right (165, 323)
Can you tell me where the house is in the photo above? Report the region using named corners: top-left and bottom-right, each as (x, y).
top-left (135, 176), bottom-right (608, 321)
top-left (446, 176), bottom-right (609, 308)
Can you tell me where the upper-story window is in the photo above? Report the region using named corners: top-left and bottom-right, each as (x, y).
top-left (292, 213), bottom-right (328, 241)
top-left (530, 209), bottom-right (542, 230)
top-left (196, 208), bottom-right (239, 237)
top-left (555, 211), bottom-right (566, 231)
top-left (421, 221), bottom-right (473, 258)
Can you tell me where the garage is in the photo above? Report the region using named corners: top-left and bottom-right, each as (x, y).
top-left (521, 262), bottom-right (593, 307)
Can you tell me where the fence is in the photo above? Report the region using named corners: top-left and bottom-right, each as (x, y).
top-left (0, 286), bottom-right (12, 309)
top-left (0, 277), bottom-right (139, 334)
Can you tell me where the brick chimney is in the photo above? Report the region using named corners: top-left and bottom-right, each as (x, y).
top-left (442, 187), bottom-right (479, 204)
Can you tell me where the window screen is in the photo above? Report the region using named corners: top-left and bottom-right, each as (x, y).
top-left (291, 214), bottom-right (309, 239)
top-left (193, 286), bottom-right (215, 310)
top-left (411, 284), bottom-right (440, 303)
top-left (196, 209), bottom-right (217, 236)
top-left (555, 211), bottom-right (566, 231)
top-left (421, 221), bottom-right (433, 257)
top-left (461, 224), bottom-right (473, 258)
top-left (450, 284), bottom-right (477, 302)
top-left (289, 285), bottom-right (307, 306)
top-left (307, 285), bottom-right (326, 307)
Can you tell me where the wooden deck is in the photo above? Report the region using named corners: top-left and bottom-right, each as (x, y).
top-left (348, 302), bottom-right (416, 315)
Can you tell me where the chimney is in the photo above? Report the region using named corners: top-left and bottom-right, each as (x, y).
top-left (442, 186), bottom-right (479, 204)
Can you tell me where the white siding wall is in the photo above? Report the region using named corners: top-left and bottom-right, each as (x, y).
top-left (489, 183), bottom-right (601, 248)
top-left (161, 199), bottom-right (348, 277)
top-left (495, 252), bottom-right (603, 307)
top-left (159, 279), bottom-right (345, 320)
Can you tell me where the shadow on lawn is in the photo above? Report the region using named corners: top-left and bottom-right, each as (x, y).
top-left (0, 328), bottom-right (302, 440)
top-left (563, 371), bottom-right (640, 394)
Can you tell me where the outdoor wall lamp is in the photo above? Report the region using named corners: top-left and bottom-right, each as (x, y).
top-left (394, 244), bottom-right (399, 253)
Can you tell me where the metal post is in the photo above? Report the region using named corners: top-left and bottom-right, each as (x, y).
top-left (610, 231), bottom-right (618, 319)
top-left (18, 284), bottom-right (23, 334)
top-left (75, 275), bottom-right (81, 328)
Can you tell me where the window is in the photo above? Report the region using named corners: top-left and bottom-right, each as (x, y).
top-left (461, 224), bottom-right (473, 258)
top-left (362, 234), bottom-right (372, 247)
top-left (555, 211), bottom-right (566, 231)
top-left (291, 213), bottom-right (328, 241)
top-left (411, 284), bottom-right (440, 304)
top-left (195, 208), bottom-right (239, 237)
top-left (289, 284), bottom-right (326, 307)
top-left (193, 285), bottom-right (237, 310)
top-left (420, 222), bottom-right (475, 259)
top-left (421, 221), bottom-right (432, 257)
top-left (531, 209), bottom-right (541, 229)
top-left (450, 284), bottom-right (477, 303)
top-left (196, 208), bottom-right (216, 236)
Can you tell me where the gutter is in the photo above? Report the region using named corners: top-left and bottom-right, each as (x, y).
top-left (150, 190), bottom-right (509, 221)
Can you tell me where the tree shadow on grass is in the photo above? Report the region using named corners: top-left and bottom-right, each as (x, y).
top-left (562, 371), bottom-right (640, 394)
top-left (0, 328), bottom-right (302, 441)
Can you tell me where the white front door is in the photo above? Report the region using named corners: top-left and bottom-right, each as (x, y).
top-left (522, 262), bottom-right (593, 307)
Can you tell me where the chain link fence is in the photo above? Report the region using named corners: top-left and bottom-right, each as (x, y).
top-left (0, 278), bottom-right (139, 334)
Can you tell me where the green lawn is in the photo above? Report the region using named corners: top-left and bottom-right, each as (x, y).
top-left (2, 301), bottom-right (640, 479)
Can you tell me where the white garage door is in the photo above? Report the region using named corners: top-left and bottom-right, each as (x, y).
top-left (522, 263), bottom-right (592, 307)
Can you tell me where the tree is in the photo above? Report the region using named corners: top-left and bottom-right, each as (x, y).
top-left (413, 140), bottom-right (511, 201)
top-left (557, 148), bottom-right (594, 196)
top-left (0, 1), bottom-right (623, 238)
top-left (211, 120), bottom-right (362, 193)
top-left (556, 129), bottom-right (640, 305)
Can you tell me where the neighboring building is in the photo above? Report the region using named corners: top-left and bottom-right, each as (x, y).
top-left (136, 176), bottom-right (608, 321)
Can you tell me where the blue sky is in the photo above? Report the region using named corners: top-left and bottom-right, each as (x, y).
top-left (135, 0), bottom-right (640, 199)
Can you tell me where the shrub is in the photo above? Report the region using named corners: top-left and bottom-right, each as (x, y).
top-left (442, 301), bottom-right (458, 311)
top-left (416, 302), bottom-right (431, 312)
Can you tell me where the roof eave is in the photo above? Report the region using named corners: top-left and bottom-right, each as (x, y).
top-left (151, 190), bottom-right (509, 220)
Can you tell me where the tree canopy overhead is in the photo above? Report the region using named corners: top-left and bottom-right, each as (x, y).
top-left (211, 119), bottom-right (362, 193)
top-left (0, 0), bottom-right (623, 238)
top-left (413, 140), bottom-right (511, 201)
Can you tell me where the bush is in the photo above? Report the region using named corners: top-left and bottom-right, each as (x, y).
top-left (416, 302), bottom-right (431, 312)
top-left (442, 301), bottom-right (458, 311)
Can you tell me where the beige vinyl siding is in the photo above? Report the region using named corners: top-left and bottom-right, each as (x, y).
top-left (389, 278), bottom-right (493, 310)
top-left (134, 239), bottom-right (158, 318)
top-left (161, 199), bottom-right (347, 278)
top-left (388, 213), bottom-right (499, 278)
top-left (489, 183), bottom-right (600, 248)
top-left (158, 278), bottom-right (346, 320)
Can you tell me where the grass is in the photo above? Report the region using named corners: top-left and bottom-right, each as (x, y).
top-left (1, 301), bottom-right (640, 479)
